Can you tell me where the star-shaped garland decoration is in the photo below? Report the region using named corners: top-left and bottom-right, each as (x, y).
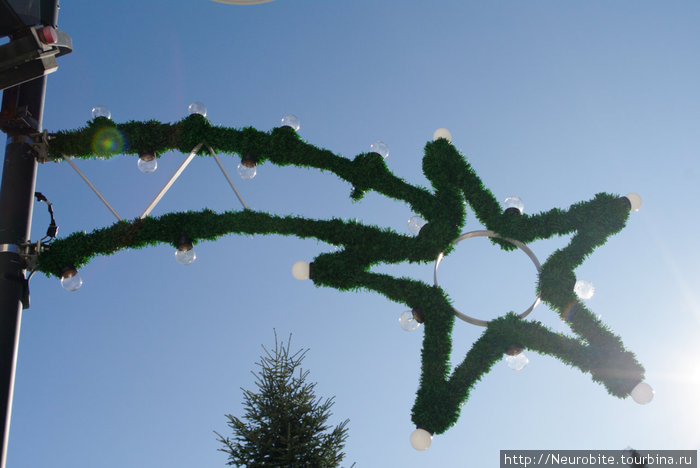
top-left (38, 114), bottom-right (650, 449)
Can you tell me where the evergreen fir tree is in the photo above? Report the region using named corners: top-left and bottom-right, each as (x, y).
top-left (216, 333), bottom-right (350, 467)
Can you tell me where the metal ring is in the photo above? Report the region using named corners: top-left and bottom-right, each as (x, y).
top-left (434, 230), bottom-right (542, 327)
top-left (0, 244), bottom-right (20, 254)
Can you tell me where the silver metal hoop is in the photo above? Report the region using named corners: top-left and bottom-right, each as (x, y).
top-left (433, 230), bottom-right (542, 327)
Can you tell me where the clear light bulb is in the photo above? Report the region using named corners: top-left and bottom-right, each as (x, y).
top-left (407, 215), bottom-right (426, 236)
top-left (398, 310), bottom-right (421, 331)
top-left (174, 248), bottom-right (196, 265)
top-left (409, 428), bottom-right (432, 451)
top-left (187, 101), bottom-right (207, 117)
top-left (504, 196), bottom-right (524, 214)
top-left (432, 128), bottom-right (452, 142)
top-left (91, 105), bottom-right (111, 120)
top-left (60, 269), bottom-right (83, 292)
top-left (505, 352), bottom-right (529, 371)
top-left (574, 280), bottom-right (595, 299)
top-left (625, 193), bottom-right (642, 212)
top-left (137, 153), bottom-right (157, 174)
top-left (630, 381), bottom-right (654, 404)
top-left (281, 114), bottom-right (300, 131)
top-left (291, 261), bottom-right (310, 280)
top-left (369, 140), bottom-right (389, 159)
top-left (237, 161), bottom-right (257, 180)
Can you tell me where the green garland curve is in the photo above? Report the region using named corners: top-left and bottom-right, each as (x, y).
top-left (41, 115), bottom-right (645, 436)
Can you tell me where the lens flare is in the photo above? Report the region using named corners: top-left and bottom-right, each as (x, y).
top-left (91, 127), bottom-right (125, 157)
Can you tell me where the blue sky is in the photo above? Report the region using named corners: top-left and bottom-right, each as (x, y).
top-left (3, 1), bottom-right (700, 466)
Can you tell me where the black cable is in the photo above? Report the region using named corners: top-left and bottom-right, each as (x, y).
top-left (34, 191), bottom-right (58, 242)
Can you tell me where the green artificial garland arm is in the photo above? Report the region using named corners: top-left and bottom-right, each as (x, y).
top-left (41, 116), bottom-right (646, 439)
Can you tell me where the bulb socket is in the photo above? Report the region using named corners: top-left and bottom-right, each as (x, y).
top-left (506, 345), bottom-right (524, 356)
top-left (416, 426), bottom-right (434, 436)
top-left (241, 153), bottom-right (257, 168)
top-left (61, 266), bottom-right (78, 279)
top-left (139, 151), bottom-right (156, 162)
top-left (411, 308), bottom-right (424, 324)
top-left (176, 236), bottom-right (193, 251)
top-left (504, 207), bottom-right (522, 215)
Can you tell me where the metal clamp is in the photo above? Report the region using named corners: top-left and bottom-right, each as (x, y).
top-left (0, 241), bottom-right (48, 271)
top-left (28, 129), bottom-right (51, 163)
top-left (0, 244), bottom-right (20, 254)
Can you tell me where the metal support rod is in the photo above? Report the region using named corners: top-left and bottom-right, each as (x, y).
top-left (140, 143), bottom-right (203, 219)
top-left (62, 156), bottom-right (122, 221)
top-left (207, 145), bottom-right (248, 210)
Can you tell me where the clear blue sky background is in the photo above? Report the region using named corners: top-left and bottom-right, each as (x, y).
top-left (2, 1), bottom-right (699, 467)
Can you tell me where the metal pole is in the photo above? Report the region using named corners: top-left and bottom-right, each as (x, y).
top-left (0, 3), bottom-right (58, 466)
top-left (0, 78), bottom-right (43, 468)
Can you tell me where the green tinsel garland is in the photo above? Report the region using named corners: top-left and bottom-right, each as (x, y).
top-left (40, 115), bottom-right (645, 436)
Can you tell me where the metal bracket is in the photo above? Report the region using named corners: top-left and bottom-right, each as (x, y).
top-left (0, 241), bottom-right (48, 310)
top-left (0, 23), bottom-right (73, 93)
top-left (0, 104), bottom-right (37, 133)
top-left (16, 240), bottom-right (47, 272)
top-left (28, 129), bottom-right (50, 162)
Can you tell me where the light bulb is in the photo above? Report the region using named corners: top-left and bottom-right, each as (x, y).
top-left (625, 193), bottom-right (642, 212)
top-left (237, 160), bottom-right (257, 180)
top-left (175, 237), bottom-right (196, 265)
top-left (187, 101), bottom-right (207, 117)
top-left (281, 114), bottom-right (300, 131)
top-left (137, 152), bottom-right (157, 174)
top-left (504, 196), bottom-right (524, 214)
top-left (60, 268), bottom-right (83, 292)
top-left (292, 261), bottom-right (310, 280)
top-left (398, 310), bottom-right (421, 331)
top-left (432, 128), bottom-right (452, 142)
top-left (574, 280), bottom-right (595, 299)
top-left (369, 140), bottom-right (389, 159)
top-left (175, 248), bottom-right (196, 265)
top-left (409, 428), bottom-right (432, 451)
top-left (505, 351), bottom-right (529, 371)
top-left (630, 381), bottom-right (654, 404)
top-left (91, 105), bottom-right (111, 120)
top-left (407, 215), bottom-right (426, 236)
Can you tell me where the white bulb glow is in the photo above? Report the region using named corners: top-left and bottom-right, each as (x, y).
top-left (292, 261), bottom-right (310, 280)
top-left (369, 141), bottom-right (389, 159)
top-left (432, 128), bottom-right (452, 142)
top-left (238, 161), bottom-right (257, 180)
top-left (630, 381), bottom-right (654, 404)
top-left (625, 193), bottom-right (642, 212)
top-left (504, 196), bottom-right (524, 214)
top-left (574, 280), bottom-right (595, 300)
top-left (281, 114), bottom-right (300, 131)
top-left (60, 270), bottom-right (83, 292)
top-left (175, 248), bottom-right (196, 265)
top-left (398, 310), bottom-right (421, 332)
top-left (505, 352), bottom-right (529, 371)
top-left (137, 154), bottom-right (157, 174)
top-left (91, 105), bottom-right (111, 120)
top-left (410, 428), bottom-right (432, 451)
top-left (407, 215), bottom-right (426, 236)
top-left (187, 101), bottom-right (207, 117)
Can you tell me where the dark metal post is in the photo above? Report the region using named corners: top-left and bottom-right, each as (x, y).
top-left (0, 74), bottom-right (45, 468)
top-left (0, 2), bottom-right (59, 466)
